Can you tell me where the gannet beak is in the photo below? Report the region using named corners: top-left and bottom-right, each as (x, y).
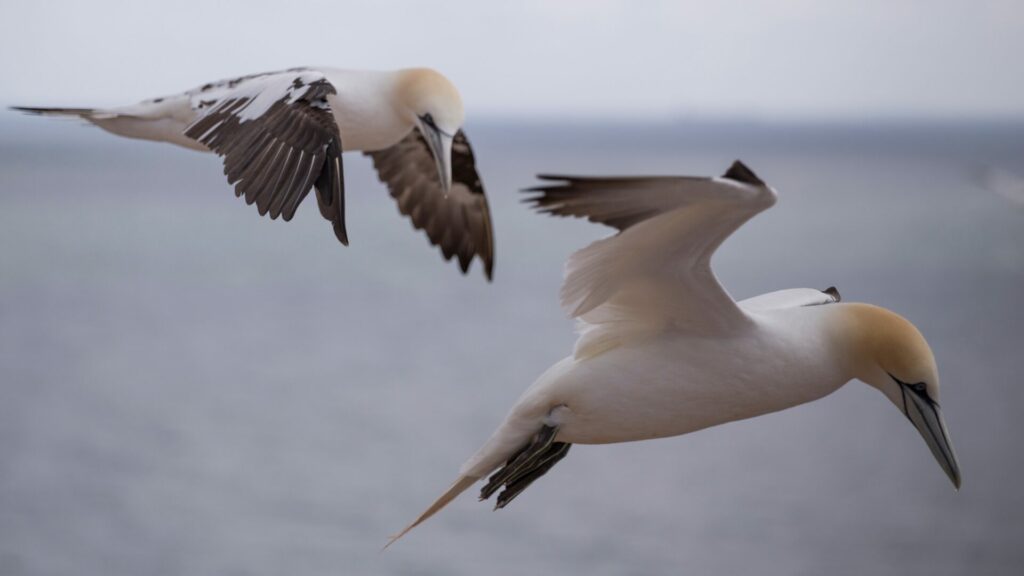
top-left (417, 120), bottom-right (453, 197)
top-left (900, 383), bottom-right (962, 490)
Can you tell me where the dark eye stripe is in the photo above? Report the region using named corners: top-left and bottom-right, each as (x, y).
top-left (889, 372), bottom-right (932, 404)
top-left (898, 383), bottom-right (911, 419)
top-left (418, 113), bottom-right (454, 138)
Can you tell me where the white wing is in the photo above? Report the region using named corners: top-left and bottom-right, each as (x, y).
top-left (524, 161), bottom-right (776, 358)
top-left (738, 287), bottom-right (840, 313)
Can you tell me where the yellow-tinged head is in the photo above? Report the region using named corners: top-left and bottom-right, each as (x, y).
top-left (396, 68), bottom-right (464, 132)
top-left (841, 303), bottom-right (961, 489)
top-left (395, 68), bottom-right (464, 195)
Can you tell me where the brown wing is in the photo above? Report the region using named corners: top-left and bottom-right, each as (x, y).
top-left (184, 70), bottom-right (348, 245)
top-left (365, 129), bottom-right (494, 279)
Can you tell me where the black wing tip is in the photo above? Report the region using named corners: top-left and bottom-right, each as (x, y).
top-left (463, 251), bottom-right (493, 281)
top-left (822, 286), bottom-right (841, 302)
top-left (332, 223), bottom-right (349, 246)
top-left (452, 249), bottom-right (493, 281)
top-left (440, 252), bottom-right (492, 281)
top-left (722, 160), bottom-right (765, 186)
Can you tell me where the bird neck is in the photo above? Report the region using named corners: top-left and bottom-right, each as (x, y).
top-left (322, 70), bottom-right (415, 152)
top-left (815, 302), bottom-right (915, 388)
top-left (757, 303), bottom-right (883, 397)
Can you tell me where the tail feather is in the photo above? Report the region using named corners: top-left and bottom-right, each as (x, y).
top-left (384, 475), bottom-right (478, 549)
top-left (10, 106), bottom-right (97, 118)
top-left (11, 104), bottom-right (205, 151)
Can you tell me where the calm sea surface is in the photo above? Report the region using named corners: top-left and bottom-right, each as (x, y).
top-left (1, 118), bottom-right (1022, 575)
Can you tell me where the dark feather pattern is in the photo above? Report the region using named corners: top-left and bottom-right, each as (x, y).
top-left (524, 161), bottom-right (765, 232)
top-left (524, 175), bottom-right (704, 230)
top-left (821, 286), bottom-right (842, 303)
top-left (365, 129), bottom-right (494, 279)
top-left (479, 424), bottom-right (571, 509)
top-left (721, 160), bottom-right (765, 185)
top-left (184, 74), bottom-right (348, 244)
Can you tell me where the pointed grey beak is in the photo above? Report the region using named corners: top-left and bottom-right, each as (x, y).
top-left (900, 383), bottom-right (962, 489)
top-left (416, 120), bottom-right (453, 197)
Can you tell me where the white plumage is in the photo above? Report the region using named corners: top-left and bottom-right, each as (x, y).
top-left (387, 160), bottom-right (960, 545)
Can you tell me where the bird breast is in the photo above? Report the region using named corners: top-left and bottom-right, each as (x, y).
top-left (544, 319), bottom-right (849, 445)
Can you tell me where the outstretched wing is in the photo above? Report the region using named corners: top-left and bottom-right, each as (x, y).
top-left (365, 130), bottom-right (494, 279)
top-left (184, 69), bottom-right (348, 245)
top-left (524, 161), bottom-right (776, 356)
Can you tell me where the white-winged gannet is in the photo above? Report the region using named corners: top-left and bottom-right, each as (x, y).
top-left (387, 160), bottom-right (961, 544)
top-left (12, 67), bottom-right (494, 278)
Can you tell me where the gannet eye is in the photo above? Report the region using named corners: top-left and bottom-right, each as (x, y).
top-left (419, 113), bottom-right (438, 130)
top-left (417, 113), bottom-right (454, 138)
top-left (889, 374), bottom-right (930, 401)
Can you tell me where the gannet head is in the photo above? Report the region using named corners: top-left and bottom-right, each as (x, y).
top-left (844, 303), bottom-right (961, 489)
top-left (395, 68), bottom-right (465, 196)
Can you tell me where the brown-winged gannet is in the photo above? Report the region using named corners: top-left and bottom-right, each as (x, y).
top-left (13, 67), bottom-right (494, 279)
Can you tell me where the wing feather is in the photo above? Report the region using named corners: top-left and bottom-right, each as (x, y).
top-left (183, 70), bottom-right (348, 245)
top-left (525, 161), bottom-right (777, 355)
top-left (365, 129), bottom-right (494, 279)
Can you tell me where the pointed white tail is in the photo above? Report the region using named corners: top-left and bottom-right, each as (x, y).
top-left (384, 475), bottom-right (478, 548)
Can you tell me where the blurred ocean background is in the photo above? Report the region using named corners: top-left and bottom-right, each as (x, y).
top-left (1, 116), bottom-right (1022, 575)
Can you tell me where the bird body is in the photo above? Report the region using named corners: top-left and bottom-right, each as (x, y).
top-left (13, 67), bottom-right (494, 278)
top-left (31, 68), bottom-right (428, 154)
top-left (461, 296), bottom-right (849, 475)
top-left (388, 161), bottom-right (960, 545)
top-left (323, 69), bottom-right (414, 152)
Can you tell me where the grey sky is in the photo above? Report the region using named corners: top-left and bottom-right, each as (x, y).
top-left (1, 0), bottom-right (1022, 119)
